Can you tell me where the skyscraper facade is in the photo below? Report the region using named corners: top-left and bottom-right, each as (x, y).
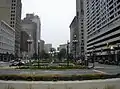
top-left (69, 16), bottom-right (79, 57)
top-left (0, 20), bottom-right (15, 54)
top-left (70, 0), bottom-right (85, 58)
top-left (44, 44), bottom-right (52, 53)
top-left (0, 0), bottom-right (22, 56)
top-left (84, 0), bottom-right (120, 61)
top-left (76, 0), bottom-right (85, 56)
top-left (22, 14), bottom-right (41, 56)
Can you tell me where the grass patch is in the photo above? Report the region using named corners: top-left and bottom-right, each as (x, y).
top-left (0, 73), bottom-right (119, 81)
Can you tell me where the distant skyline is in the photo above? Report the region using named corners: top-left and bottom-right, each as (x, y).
top-left (22, 0), bottom-right (76, 48)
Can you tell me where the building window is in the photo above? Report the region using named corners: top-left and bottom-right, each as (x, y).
top-left (11, 7), bottom-right (15, 9)
top-left (11, 14), bottom-right (15, 16)
top-left (11, 18), bottom-right (15, 21)
top-left (77, 12), bottom-right (79, 16)
top-left (12, 0), bottom-right (16, 2)
top-left (11, 11), bottom-right (15, 13)
top-left (12, 4), bottom-right (16, 6)
top-left (110, 15), bottom-right (114, 20)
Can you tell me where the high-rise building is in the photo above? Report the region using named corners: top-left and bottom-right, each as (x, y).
top-left (84, 0), bottom-right (120, 61)
top-left (22, 14), bottom-right (41, 56)
top-left (0, 0), bottom-right (22, 56)
top-left (69, 16), bottom-right (79, 56)
top-left (40, 40), bottom-right (45, 52)
top-left (70, 0), bottom-right (85, 58)
top-left (0, 20), bottom-right (15, 54)
top-left (58, 44), bottom-right (67, 51)
top-left (44, 44), bottom-right (52, 53)
top-left (20, 31), bottom-right (29, 58)
top-left (76, 0), bottom-right (85, 56)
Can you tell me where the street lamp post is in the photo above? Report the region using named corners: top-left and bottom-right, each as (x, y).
top-left (101, 48), bottom-right (103, 60)
top-left (92, 46), bottom-right (95, 68)
top-left (67, 41), bottom-right (70, 66)
top-left (107, 43), bottom-right (110, 61)
top-left (72, 35), bottom-right (78, 62)
top-left (116, 44), bottom-right (120, 64)
top-left (38, 40), bottom-right (40, 68)
top-left (27, 35), bottom-right (33, 68)
top-left (110, 46), bottom-right (115, 62)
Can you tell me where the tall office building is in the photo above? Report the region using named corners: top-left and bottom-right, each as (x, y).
top-left (76, 0), bottom-right (85, 56)
top-left (40, 40), bottom-right (45, 52)
top-left (44, 44), bottom-right (52, 53)
top-left (22, 14), bottom-right (41, 56)
top-left (69, 16), bottom-right (79, 56)
top-left (0, 20), bottom-right (15, 54)
top-left (20, 31), bottom-right (29, 58)
top-left (84, 0), bottom-right (120, 60)
top-left (70, 0), bottom-right (85, 58)
top-left (0, 0), bottom-right (22, 56)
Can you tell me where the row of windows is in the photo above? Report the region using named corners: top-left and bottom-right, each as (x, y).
top-left (86, 0), bottom-right (120, 35)
top-left (87, 24), bottom-right (120, 44)
top-left (0, 23), bottom-right (15, 35)
top-left (0, 48), bottom-right (14, 54)
top-left (0, 42), bottom-right (14, 48)
top-left (87, 9), bottom-right (120, 37)
top-left (0, 28), bottom-right (14, 39)
top-left (12, 0), bottom-right (16, 2)
top-left (0, 35), bottom-right (14, 46)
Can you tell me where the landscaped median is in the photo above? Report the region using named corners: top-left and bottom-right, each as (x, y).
top-left (0, 73), bottom-right (119, 81)
top-left (16, 65), bottom-right (87, 70)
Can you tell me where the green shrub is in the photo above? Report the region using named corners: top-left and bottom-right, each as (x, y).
top-left (0, 73), bottom-right (119, 81)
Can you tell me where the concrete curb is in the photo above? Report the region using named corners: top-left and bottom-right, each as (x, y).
top-left (0, 78), bottom-right (120, 89)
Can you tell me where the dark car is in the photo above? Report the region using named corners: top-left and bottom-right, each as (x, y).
top-left (9, 62), bottom-right (19, 67)
top-left (9, 61), bottom-right (25, 67)
top-left (104, 60), bottom-right (109, 64)
top-left (98, 60), bottom-right (104, 64)
top-left (17, 62), bottom-right (25, 66)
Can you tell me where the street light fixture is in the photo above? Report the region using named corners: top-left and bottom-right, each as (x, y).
top-left (110, 46), bottom-right (115, 62)
top-left (38, 40), bottom-right (40, 68)
top-left (27, 35), bottom-right (33, 68)
top-left (101, 48), bottom-right (103, 60)
top-left (106, 43), bottom-right (110, 61)
top-left (116, 43), bottom-right (120, 64)
top-left (72, 35), bottom-right (78, 61)
top-left (67, 41), bottom-right (70, 66)
top-left (92, 45), bottom-right (96, 68)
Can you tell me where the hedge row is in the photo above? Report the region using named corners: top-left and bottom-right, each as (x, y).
top-left (17, 66), bottom-right (87, 70)
top-left (0, 74), bottom-right (119, 81)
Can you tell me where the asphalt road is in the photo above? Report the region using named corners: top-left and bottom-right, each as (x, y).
top-left (90, 62), bottom-right (120, 75)
top-left (0, 62), bottom-right (120, 75)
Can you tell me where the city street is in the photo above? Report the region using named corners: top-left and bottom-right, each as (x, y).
top-left (0, 62), bottom-right (120, 75)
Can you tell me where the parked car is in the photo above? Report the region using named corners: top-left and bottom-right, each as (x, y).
top-left (17, 61), bottom-right (25, 66)
top-left (77, 59), bottom-right (85, 65)
top-left (109, 61), bottom-right (116, 65)
top-left (105, 60), bottom-right (109, 64)
top-left (98, 60), bottom-right (104, 64)
top-left (118, 62), bottom-right (120, 66)
top-left (9, 61), bottom-right (25, 67)
top-left (77, 60), bottom-right (82, 65)
top-left (9, 62), bottom-right (19, 66)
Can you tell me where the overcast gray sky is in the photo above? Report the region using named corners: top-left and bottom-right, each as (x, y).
top-left (22, 0), bottom-right (76, 48)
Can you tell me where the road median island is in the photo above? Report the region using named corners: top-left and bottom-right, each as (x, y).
top-left (16, 65), bottom-right (87, 70)
top-left (0, 73), bottom-right (119, 81)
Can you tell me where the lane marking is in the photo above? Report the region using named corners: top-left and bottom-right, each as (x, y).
top-left (93, 70), bottom-right (108, 74)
